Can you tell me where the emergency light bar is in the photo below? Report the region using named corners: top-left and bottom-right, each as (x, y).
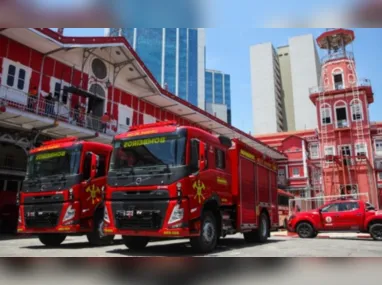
top-left (128, 120), bottom-right (178, 131)
top-left (41, 136), bottom-right (78, 145)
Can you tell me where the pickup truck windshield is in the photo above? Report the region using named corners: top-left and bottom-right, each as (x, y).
top-left (26, 147), bottom-right (81, 179)
top-left (110, 134), bottom-right (186, 170)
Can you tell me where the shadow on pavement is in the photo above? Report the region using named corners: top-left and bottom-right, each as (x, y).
top-left (106, 238), bottom-right (285, 257)
top-left (20, 237), bottom-right (125, 250)
top-left (0, 234), bottom-right (37, 241)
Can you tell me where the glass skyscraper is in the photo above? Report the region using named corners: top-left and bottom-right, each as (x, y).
top-left (205, 69), bottom-right (231, 125)
top-left (106, 28), bottom-right (205, 109)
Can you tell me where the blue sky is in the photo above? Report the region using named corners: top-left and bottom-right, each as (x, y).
top-left (63, 28), bottom-right (382, 134)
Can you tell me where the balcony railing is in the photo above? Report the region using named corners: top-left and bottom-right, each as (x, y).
top-left (0, 85), bottom-right (131, 137)
top-left (321, 50), bottom-right (354, 64)
top-left (309, 78), bottom-right (372, 95)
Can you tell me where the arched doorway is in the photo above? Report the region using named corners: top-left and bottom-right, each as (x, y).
top-left (0, 141), bottom-right (27, 233)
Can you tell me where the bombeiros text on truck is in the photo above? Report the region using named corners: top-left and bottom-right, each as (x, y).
top-left (17, 137), bottom-right (115, 247)
top-left (102, 121), bottom-right (280, 253)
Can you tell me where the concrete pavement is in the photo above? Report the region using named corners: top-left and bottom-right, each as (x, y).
top-left (0, 231), bottom-right (380, 257)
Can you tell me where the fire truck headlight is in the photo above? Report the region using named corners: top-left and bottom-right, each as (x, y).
top-left (63, 205), bottom-right (76, 222)
top-left (176, 182), bottom-right (182, 197)
top-left (168, 204), bottom-right (184, 224)
top-left (16, 191), bottom-right (20, 206)
top-left (18, 208), bottom-right (22, 223)
top-left (101, 186), bottom-right (105, 199)
top-left (69, 188), bottom-right (74, 200)
top-left (104, 207), bottom-right (110, 223)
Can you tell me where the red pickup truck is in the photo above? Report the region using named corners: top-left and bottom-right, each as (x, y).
top-left (287, 199), bottom-right (382, 241)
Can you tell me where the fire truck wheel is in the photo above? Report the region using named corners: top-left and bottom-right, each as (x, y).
top-left (87, 209), bottom-right (115, 246)
top-left (296, 222), bottom-right (315, 238)
top-left (122, 236), bottom-right (150, 251)
top-left (244, 212), bottom-right (269, 243)
top-left (38, 234), bottom-right (66, 247)
top-left (190, 211), bottom-right (218, 253)
top-left (369, 223), bottom-right (382, 241)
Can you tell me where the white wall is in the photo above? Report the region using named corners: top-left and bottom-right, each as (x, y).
top-left (289, 34), bottom-right (320, 130)
top-left (206, 102), bottom-right (228, 122)
top-left (250, 42), bottom-right (278, 134)
top-left (197, 28), bottom-right (206, 110)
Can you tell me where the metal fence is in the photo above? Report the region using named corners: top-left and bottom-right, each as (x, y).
top-left (288, 193), bottom-right (370, 216)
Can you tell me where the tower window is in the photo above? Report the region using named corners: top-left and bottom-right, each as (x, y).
top-left (335, 106), bottom-right (347, 128)
top-left (351, 102), bottom-right (363, 121)
top-left (334, 74), bottom-right (344, 90)
top-left (321, 107), bottom-right (332, 125)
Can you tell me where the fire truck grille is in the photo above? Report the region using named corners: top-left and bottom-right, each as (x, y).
top-left (112, 200), bottom-right (169, 231)
top-left (23, 204), bottom-right (62, 229)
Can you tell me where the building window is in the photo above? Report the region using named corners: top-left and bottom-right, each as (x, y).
top-left (321, 106), bottom-right (332, 125)
top-left (324, 146), bottom-right (335, 156)
top-left (355, 143), bottom-right (367, 158)
top-left (351, 101), bottom-right (363, 121)
top-left (17, 69), bottom-right (26, 90)
top-left (6, 65), bottom-right (16, 87)
top-left (335, 106), bottom-right (348, 128)
top-left (292, 167), bottom-right (300, 177)
top-left (310, 144), bottom-right (319, 159)
top-left (340, 145), bottom-right (351, 157)
top-left (375, 140), bottom-right (382, 155)
top-left (378, 172), bottom-right (382, 181)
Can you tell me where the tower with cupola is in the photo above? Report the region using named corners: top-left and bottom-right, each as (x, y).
top-left (309, 29), bottom-right (378, 208)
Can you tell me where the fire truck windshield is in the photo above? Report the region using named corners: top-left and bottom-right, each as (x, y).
top-left (110, 134), bottom-right (186, 171)
top-left (26, 147), bottom-right (81, 180)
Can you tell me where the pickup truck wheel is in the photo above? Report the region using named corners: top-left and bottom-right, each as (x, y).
top-left (244, 212), bottom-right (269, 243)
top-left (122, 236), bottom-right (150, 251)
top-left (296, 222), bottom-right (315, 239)
top-left (190, 211), bottom-right (218, 254)
top-left (38, 234), bottom-right (66, 247)
top-left (369, 223), bottom-right (382, 241)
top-left (87, 210), bottom-right (115, 246)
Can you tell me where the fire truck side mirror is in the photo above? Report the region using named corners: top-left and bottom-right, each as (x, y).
top-left (85, 152), bottom-right (98, 180)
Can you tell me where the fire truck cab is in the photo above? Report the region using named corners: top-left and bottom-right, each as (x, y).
top-left (103, 121), bottom-right (279, 253)
top-left (17, 137), bottom-right (114, 247)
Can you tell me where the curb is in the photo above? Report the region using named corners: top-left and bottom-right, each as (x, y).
top-left (272, 232), bottom-right (372, 239)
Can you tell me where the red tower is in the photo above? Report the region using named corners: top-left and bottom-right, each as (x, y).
top-left (309, 29), bottom-right (378, 208)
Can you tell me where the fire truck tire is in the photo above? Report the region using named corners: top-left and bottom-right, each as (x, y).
top-left (244, 212), bottom-right (269, 243)
top-left (296, 222), bottom-right (315, 238)
top-left (190, 211), bottom-right (218, 253)
top-left (369, 223), bottom-right (382, 241)
top-left (122, 236), bottom-right (150, 251)
top-left (38, 234), bottom-right (66, 247)
top-left (87, 209), bottom-right (115, 246)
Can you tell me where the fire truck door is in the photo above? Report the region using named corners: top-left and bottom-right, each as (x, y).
top-left (239, 157), bottom-right (257, 228)
top-left (337, 201), bottom-right (363, 230)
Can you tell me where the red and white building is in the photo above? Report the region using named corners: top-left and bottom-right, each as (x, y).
top-left (0, 28), bottom-right (285, 231)
top-left (256, 29), bottom-right (382, 209)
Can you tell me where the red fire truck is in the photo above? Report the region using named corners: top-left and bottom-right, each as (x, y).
top-left (103, 121), bottom-right (279, 253)
top-left (17, 137), bottom-right (115, 247)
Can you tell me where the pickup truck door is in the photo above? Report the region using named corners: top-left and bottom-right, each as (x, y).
top-left (320, 203), bottom-right (345, 230)
top-left (337, 201), bottom-right (363, 231)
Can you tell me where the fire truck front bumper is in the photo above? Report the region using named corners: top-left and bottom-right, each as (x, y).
top-left (103, 198), bottom-right (200, 238)
top-left (17, 202), bottom-right (83, 234)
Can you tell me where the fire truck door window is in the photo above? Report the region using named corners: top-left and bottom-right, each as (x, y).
top-left (215, 149), bottom-right (226, 169)
top-left (95, 155), bottom-right (106, 178)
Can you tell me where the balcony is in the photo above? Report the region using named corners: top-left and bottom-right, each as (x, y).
top-left (321, 50), bottom-right (354, 64)
top-left (309, 78), bottom-right (372, 95)
top-left (0, 85), bottom-right (128, 144)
